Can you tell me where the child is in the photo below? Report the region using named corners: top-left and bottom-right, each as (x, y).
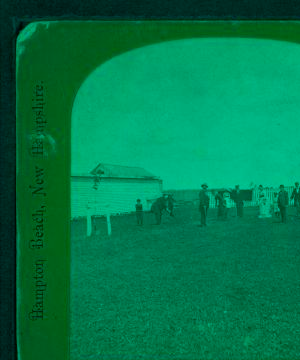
top-left (135, 199), bottom-right (143, 225)
top-left (273, 192), bottom-right (280, 217)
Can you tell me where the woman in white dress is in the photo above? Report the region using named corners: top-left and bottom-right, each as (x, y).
top-left (222, 191), bottom-right (231, 219)
top-left (257, 185), bottom-right (271, 218)
top-left (272, 192), bottom-right (280, 217)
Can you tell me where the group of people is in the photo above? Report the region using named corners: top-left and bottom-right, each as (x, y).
top-left (135, 194), bottom-right (174, 225)
top-left (199, 182), bottom-right (300, 226)
top-left (199, 183), bottom-right (249, 226)
top-left (135, 182), bottom-right (300, 227)
top-left (257, 182), bottom-right (300, 222)
top-left (213, 186), bottom-right (244, 220)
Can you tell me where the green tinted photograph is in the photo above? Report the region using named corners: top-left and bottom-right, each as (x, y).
top-left (70, 28), bottom-right (300, 359)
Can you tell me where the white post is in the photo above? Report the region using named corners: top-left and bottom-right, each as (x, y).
top-left (106, 213), bottom-right (111, 236)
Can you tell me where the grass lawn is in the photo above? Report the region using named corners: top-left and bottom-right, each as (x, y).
top-left (71, 205), bottom-right (300, 360)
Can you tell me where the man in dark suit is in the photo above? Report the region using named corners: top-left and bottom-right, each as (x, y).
top-left (291, 182), bottom-right (300, 218)
top-left (215, 190), bottom-right (224, 218)
top-left (151, 195), bottom-right (168, 225)
top-left (167, 194), bottom-right (175, 217)
top-left (231, 185), bottom-right (244, 218)
top-left (278, 185), bottom-right (289, 223)
top-left (199, 183), bottom-right (210, 227)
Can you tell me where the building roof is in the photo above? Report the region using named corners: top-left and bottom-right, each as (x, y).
top-left (89, 163), bottom-right (159, 179)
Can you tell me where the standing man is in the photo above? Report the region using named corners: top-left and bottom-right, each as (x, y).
top-left (215, 190), bottom-right (224, 219)
top-left (291, 182), bottom-right (300, 218)
top-left (278, 185), bottom-right (289, 223)
top-left (232, 185), bottom-right (244, 218)
top-left (167, 194), bottom-right (175, 217)
top-left (199, 183), bottom-right (210, 227)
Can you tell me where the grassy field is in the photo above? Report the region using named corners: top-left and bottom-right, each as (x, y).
top-left (71, 205), bottom-right (300, 360)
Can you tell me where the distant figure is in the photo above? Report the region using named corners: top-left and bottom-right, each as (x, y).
top-left (291, 182), bottom-right (300, 218)
top-left (199, 183), bottom-right (210, 226)
top-left (167, 194), bottom-right (175, 217)
top-left (222, 191), bottom-right (231, 220)
top-left (272, 192), bottom-right (280, 218)
top-left (278, 185), bottom-right (289, 223)
top-left (135, 199), bottom-right (143, 225)
top-left (86, 201), bottom-right (93, 237)
top-left (151, 195), bottom-right (168, 225)
top-left (232, 185), bottom-right (244, 218)
top-left (258, 185), bottom-right (271, 218)
top-left (215, 191), bottom-right (224, 218)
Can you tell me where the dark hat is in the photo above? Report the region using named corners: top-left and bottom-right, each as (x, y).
top-left (295, 182), bottom-right (299, 186)
top-left (280, 184), bottom-right (284, 188)
top-left (201, 183), bottom-right (208, 189)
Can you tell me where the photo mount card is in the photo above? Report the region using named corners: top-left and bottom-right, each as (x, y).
top-left (17, 21), bottom-right (300, 360)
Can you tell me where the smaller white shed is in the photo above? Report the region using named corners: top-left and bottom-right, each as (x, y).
top-left (71, 163), bottom-right (163, 218)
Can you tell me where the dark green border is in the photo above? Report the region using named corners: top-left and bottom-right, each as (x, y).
top-left (16, 21), bottom-right (300, 360)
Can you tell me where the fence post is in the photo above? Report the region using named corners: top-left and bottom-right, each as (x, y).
top-left (106, 213), bottom-right (111, 236)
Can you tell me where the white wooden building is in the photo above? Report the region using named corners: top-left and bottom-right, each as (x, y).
top-left (71, 163), bottom-right (163, 218)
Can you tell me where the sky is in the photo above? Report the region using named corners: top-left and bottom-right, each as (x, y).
top-left (72, 37), bottom-right (300, 189)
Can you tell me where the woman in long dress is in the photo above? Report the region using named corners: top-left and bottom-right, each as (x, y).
top-left (222, 191), bottom-right (231, 220)
top-left (257, 185), bottom-right (271, 218)
top-left (272, 192), bottom-right (280, 217)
